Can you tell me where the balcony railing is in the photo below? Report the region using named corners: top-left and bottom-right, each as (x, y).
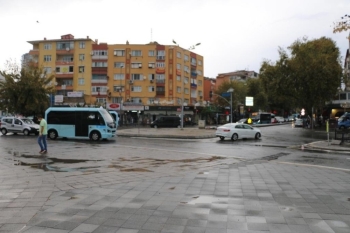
top-left (91, 79), bottom-right (108, 84)
top-left (155, 79), bottom-right (165, 84)
top-left (156, 91), bottom-right (165, 96)
top-left (91, 91), bottom-right (107, 96)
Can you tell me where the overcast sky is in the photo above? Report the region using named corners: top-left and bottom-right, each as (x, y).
top-left (0, 0), bottom-right (349, 78)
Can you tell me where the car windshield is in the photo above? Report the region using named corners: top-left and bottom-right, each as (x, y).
top-left (21, 118), bottom-right (35, 124)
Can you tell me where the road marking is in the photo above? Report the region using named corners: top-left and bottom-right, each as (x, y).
top-left (275, 161), bottom-right (350, 172)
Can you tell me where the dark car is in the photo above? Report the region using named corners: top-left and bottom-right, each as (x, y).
top-left (150, 116), bottom-right (182, 128)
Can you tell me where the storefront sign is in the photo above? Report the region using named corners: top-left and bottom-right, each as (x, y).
top-left (107, 103), bottom-right (121, 110)
top-left (68, 92), bottom-right (83, 97)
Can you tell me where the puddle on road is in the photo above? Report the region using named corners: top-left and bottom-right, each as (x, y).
top-left (260, 152), bottom-right (290, 161)
top-left (11, 153), bottom-right (102, 172)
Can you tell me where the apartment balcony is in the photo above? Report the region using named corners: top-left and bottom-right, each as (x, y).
top-left (91, 79), bottom-right (108, 84)
top-left (55, 85), bottom-right (73, 91)
top-left (29, 49), bottom-right (39, 55)
top-left (56, 49), bottom-right (75, 55)
top-left (156, 91), bottom-right (165, 96)
top-left (56, 73), bottom-right (73, 78)
top-left (155, 79), bottom-right (165, 85)
top-left (156, 68), bottom-right (165, 74)
top-left (191, 83), bottom-right (197, 88)
top-left (92, 67), bottom-right (108, 74)
top-left (56, 60), bottom-right (74, 65)
top-left (91, 91), bottom-right (107, 96)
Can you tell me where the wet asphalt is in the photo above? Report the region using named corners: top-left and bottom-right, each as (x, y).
top-left (0, 124), bottom-right (349, 233)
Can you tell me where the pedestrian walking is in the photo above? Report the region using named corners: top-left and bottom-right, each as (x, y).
top-left (37, 115), bottom-right (47, 154)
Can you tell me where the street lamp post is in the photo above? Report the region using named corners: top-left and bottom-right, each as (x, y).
top-left (227, 88), bottom-right (234, 123)
top-left (172, 40), bottom-right (201, 129)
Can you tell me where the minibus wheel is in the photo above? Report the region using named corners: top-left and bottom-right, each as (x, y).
top-left (48, 129), bottom-right (58, 140)
top-left (90, 131), bottom-right (101, 141)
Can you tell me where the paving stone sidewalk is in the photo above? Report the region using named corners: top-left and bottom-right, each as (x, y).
top-left (0, 148), bottom-right (349, 233)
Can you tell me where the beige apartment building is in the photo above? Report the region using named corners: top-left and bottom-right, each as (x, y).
top-left (26, 34), bottom-right (204, 124)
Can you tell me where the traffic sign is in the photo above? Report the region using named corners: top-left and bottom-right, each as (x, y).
top-left (221, 92), bottom-right (230, 97)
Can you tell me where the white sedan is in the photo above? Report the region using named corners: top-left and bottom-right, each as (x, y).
top-left (215, 123), bottom-right (261, 141)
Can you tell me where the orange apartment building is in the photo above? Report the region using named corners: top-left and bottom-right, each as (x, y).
top-left (26, 34), bottom-right (204, 124)
top-left (216, 70), bottom-right (259, 88)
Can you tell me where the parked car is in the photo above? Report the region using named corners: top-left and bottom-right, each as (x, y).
top-left (294, 118), bottom-right (304, 127)
top-left (338, 118), bottom-right (350, 129)
top-left (1, 117), bottom-right (40, 136)
top-left (215, 123), bottom-right (261, 141)
top-left (150, 116), bottom-right (182, 128)
top-left (284, 116), bottom-right (293, 122)
top-left (275, 116), bottom-right (285, 123)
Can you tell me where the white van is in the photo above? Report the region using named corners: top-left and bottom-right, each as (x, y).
top-left (1, 117), bottom-right (40, 136)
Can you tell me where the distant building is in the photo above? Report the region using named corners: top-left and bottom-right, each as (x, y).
top-left (26, 34), bottom-right (204, 124)
top-left (203, 77), bottom-right (215, 103)
top-left (21, 53), bottom-right (33, 69)
top-left (216, 70), bottom-right (258, 88)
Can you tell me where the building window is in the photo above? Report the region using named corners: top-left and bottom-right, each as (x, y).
top-left (198, 60), bottom-right (202, 66)
top-left (156, 74), bottom-right (165, 81)
top-left (340, 93), bottom-right (347, 100)
top-left (177, 63), bottom-right (181, 69)
top-left (92, 86), bottom-right (107, 93)
top-left (44, 55), bottom-right (51, 62)
top-left (93, 50), bottom-right (108, 56)
top-left (69, 66), bottom-right (74, 72)
top-left (148, 50), bottom-right (155, 56)
top-left (79, 54), bottom-right (85, 61)
top-left (113, 74), bottom-right (124, 80)
top-left (148, 74), bottom-right (155, 80)
top-left (148, 63), bottom-right (155, 68)
top-left (44, 43), bottom-right (52, 50)
top-left (131, 86), bottom-right (142, 92)
top-left (57, 42), bottom-right (74, 50)
top-left (96, 98), bottom-right (106, 103)
top-left (148, 86), bottom-right (155, 92)
top-left (43, 67), bottom-right (51, 73)
top-left (112, 97), bottom-right (123, 103)
top-left (184, 77), bottom-right (189, 83)
top-left (114, 62), bottom-right (125, 68)
top-left (184, 54), bottom-right (189, 62)
top-left (79, 42), bottom-right (85, 49)
top-left (184, 88), bottom-right (189, 94)
top-left (177, 86), bottom-right (181, 93)
top-left (156, 50), bottom-right (165, 60)
top-left (79, 66), bottom-right (84, 73)
top-left (177, 51), bottom-right (181, 58)
top-left (131, 50), bottom-right (142, 56)
top-left (156, 62), bottom-right (165, 68)
top-left (92, 62), bottom-right (107, 67)
top-left (114, 50), bottom-right (125, 56)
top-left (196, 70), bottom-right (202, 75)
top-left (198, 91), bottom-right (203, 97)
top-left (184, 65), bottom-right (189, 72)
top-left (131, 98), bottom-right (142, 103)
top-left (176, 75), bottom-right (181, 81)
top-left (198, 80), bottom-right (202, 86)
top-left (113, 86), bottom-right (124, 92)
top-left (131, 74), bottom-right (142, 80)
top-left (131, 63), bottom-right (142, 68)
top-left (78, 78), bottom-right (84, 85)
top-left (191, 57), bottom-right (197, 66)
top-left (55, 67), bottom-right (60, 73)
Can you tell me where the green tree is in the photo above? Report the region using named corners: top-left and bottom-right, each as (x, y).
top-left (214, 80), bottom-right (247, 109)
top-left (0, 62), bottom-right (56, 116)
top-left (333, 14), bottom-right (350, 33)
top-left (246, 78), bottom-right (268, 112)
top-left (260, 37), bottom-right (342, 115)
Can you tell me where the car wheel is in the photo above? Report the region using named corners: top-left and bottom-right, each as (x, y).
top-left (219, 136), bottom-right (225, 141)
top-left (23, 129), bottom-right (30, 136)
top-left (1, 128), bottom-right (7, 135)
top-left (90, 131), bottom-right (101, 141)
top-left (255, 132), bottom-right (261, 139)
top-left (231, 133), bottom-right (238, 141)
top-left (48, 129), bottom-right (58, 140)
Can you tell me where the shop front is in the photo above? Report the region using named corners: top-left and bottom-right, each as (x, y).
top-left (144, 105), bottom-right (195, 125)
